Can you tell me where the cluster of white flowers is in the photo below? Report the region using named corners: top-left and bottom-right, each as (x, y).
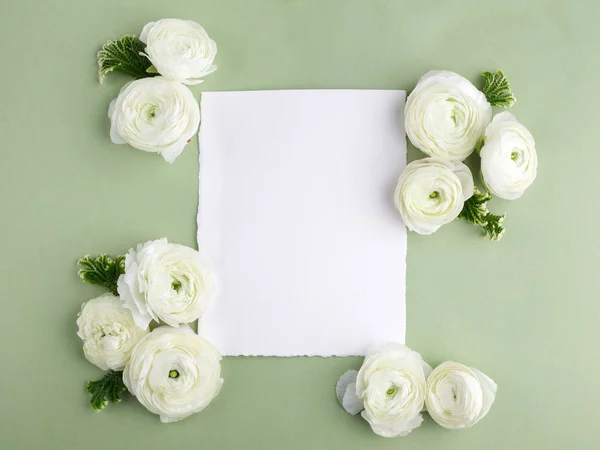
top-left (77, 238), bottom-right (222, 423)
top-left (107, 19), bottom-right (217, 163)
top-left (399, 70), bottom-right (538, 238)
top-left (336, 343), bottom-right (497, 437)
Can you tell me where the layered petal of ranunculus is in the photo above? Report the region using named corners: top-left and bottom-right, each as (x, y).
top-left (347, 342), bottom-right (432, 438)
top-left (405, 70), bottom-right (492, 161)
top-left (117, 238), bottom-right (215, 329)
top-left (140, 19), bottom-right (217, 85)
top-left (425, 361), bottom-right (497, 430)
top-left (108, 77), bottom-right (200, 163)
top-left (394, 157), bottom-right (474, 235)
top-left (480, 112), bottom-right (538, 200)
top-left (336, 370), bottom-right (364, 416)
top-left (76, 294), bottom-right (148, 371)
top-left (123, 326), bottom-right (223, 423)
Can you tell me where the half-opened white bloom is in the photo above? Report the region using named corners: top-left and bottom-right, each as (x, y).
top-left (76, 294), bottom-right (148, 371)
top-left (117, 238), bottom-right (215, 330)
top-left (338, 343), bottom-right (431, 438)
top-left (395, 158), bottom-right (474, 235)
top-left (140, 19), bottom-right (217, 85)
top-left (123, 326), bottom-right (223, 423)
top-left (108, 77), bottom-right (200, 163)
top-left (406, 70), bottom-right (492, 161)
top-left (480, 112), bottom-right (538, 200)
top-left (425, 361), bottom-right (497, 430)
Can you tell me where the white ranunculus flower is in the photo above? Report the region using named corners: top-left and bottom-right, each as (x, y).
top-left (117, 238), bottom-right (215, 330)
top-left (425, 361), bottom-right (497, 430)
top-left (123, 326), bottom-right (223, 423)
top-left (395, 157), bottom-right (474, 235)
top-left (406, 70), bottom-right (492, 161)
top-left (76, 294), bottom-right (148, 371)
top-left (140, 19), bottom-right (217, 85)
top-left (480, 112), bottom-right (538, 200)
top-left (337, 343), bottom-right (432, 438)
top-left (108, 76), bottom-right (200, 163)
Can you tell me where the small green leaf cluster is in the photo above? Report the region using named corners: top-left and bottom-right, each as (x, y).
top-left (97, 35), bottom-right (157, 83)
top-left (458, 188), bottom-right (505, 241)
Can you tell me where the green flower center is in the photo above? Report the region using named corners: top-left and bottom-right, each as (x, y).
top-left (171, 279), bottom-right (182, 292)
top-left (429, 191), bottom-right (439, 199)
top-left (386, 386), bottom-right (398, 396)
top-left (510, 151), bottom-right (518, 160)
top-left (168, 370), bottom-right (179, 379)
top-left (446, 98), bottom-right (465, 127)
top-left (147, 104), bottom-right (158, 120)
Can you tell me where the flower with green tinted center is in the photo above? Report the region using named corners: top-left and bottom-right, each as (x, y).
top-left (480, 112), bottom-right (538, 200)
top-left (395, 158), bottom-right (474, 235)
top-left (336, 343), bottom-right (432, 438)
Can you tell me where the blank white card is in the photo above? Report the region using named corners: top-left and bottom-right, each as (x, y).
top-left (197, 90), bottom-right (407, 356)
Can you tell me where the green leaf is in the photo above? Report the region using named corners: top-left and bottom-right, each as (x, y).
top-left (86, 371), bottom-right (127, 411)
top-left (97, 35), bottom-right (156, 83)
top-left (78, 254), bottom-right (125, 296)
top-left (458, 187), bottom-right (506, 241)
top-left (481, 70), bottom-right (516, 108)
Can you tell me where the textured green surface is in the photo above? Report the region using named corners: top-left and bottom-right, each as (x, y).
top-left (0, 0), bottom-right (598, 448)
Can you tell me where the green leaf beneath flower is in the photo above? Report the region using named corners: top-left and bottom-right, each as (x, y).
top-left (481, 70), bottom-right (516, 108)
top-left (87, 371), bottom-right (127, 411)
top-left (78, 254), bottom-right (125, 296)
top-left (97, 35), bottom-right (156, 83)
top-left (458, 187), bottom-right (506, 241)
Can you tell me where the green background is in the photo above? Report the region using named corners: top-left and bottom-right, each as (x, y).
top-left (1, 0), bottom-right (598, 448)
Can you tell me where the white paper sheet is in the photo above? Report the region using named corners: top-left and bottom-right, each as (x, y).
top-left (197, 90), bottom-right (407, 356)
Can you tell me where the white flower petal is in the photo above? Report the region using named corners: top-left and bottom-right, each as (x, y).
top-left (336, 370), bottom-right (358, 405)
top-left (139, 21), bottom-right (156, 43)
top-left (364, 411), bottom-right (424, 437)
top-left (182, 78), bottom-right (205, 86)
top-left (160, 140), bottom-right (187, 164)
top-left (341, 383), bottom-right (363, 415)
top-left (452, 161), bottom-right (475, 201)
top-left (470, 367), bottom-right (497, 425)
top-left (422, 360), bottom-right (433, 380)
top-left (128, 305), bottom-right (153, 330)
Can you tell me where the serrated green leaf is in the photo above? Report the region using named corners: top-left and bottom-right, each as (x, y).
top-left (77, 254), bottom-right (125, 296)
top-left (481, 70), bottom-right (516, 108)
top-left (86, 371), bottom-right (127, 411)
top-left (458, 187), bottom-right (506, 241)
top-left (97, 35), bottom-right (156, 83)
